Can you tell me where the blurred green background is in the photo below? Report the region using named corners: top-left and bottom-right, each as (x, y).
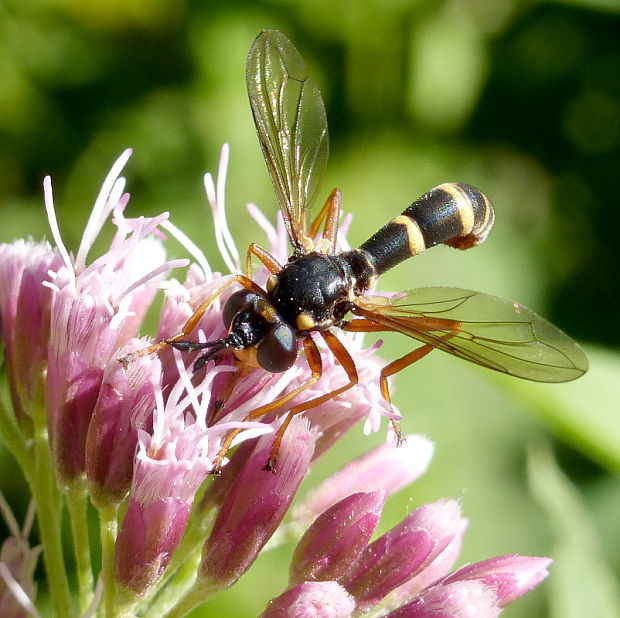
top-left (1, 0), bottom-right (619, 616)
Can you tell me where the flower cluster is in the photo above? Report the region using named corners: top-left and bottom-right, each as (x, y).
top-left (0, 147), bottom-right (551, 617)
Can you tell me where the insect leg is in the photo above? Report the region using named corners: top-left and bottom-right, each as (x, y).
top-left (342, 318), bottom-right (398, 333)
top-left (209, 335), bottom-right (323, 474)
top-left (378, 345), bottom-right (436, 444)
top-left (264, 330), bottom-right (359, 472)
top-left (378, 346), bottom-right (435, 404)
top-left (310, 188), bottom-right (342, 254)
top-left (245, 243), bottom-right (282, 278)
top-left (343, 316), bottom-right (452, 443)
top-left (118, 274), bottom-right (265, 365)
top-left (206, 360), bottom-right (257, 425)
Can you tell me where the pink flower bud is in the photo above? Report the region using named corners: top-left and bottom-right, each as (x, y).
top-left (85, 339), bottom-right (160, 508)
top-left (342, 499), bottom-right (464, 611)
top-left (290, 491), bottom-right (385, 586)
top-left (200, 417), bottom-right (315, 589)
top-left (114, 362), bottom-right (223, 594)
top-left (0, 240), bottom-right (61, 425)
top-left (443, 554), bottom-right (552, 607)
top-left (388, 517), bottom-right (468, 604)
top-left (115, 494), bottom-right (190, 594)
top-left (261, 581), bottom-right (355, 618)
top-left (386, 580), bottom-right (500, 618)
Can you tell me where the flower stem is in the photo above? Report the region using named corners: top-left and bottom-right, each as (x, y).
top-left (31, 401), bottom-right (73, 617)
top-left (145, 507), bottom-right (215, 603)
top-left (98, 503), bottom-right (119, 618)
top-left (145, 549), bottom-right (201, 616)
top-left (67, 482), bottom-right (94, 612)
top-left (164, 579), bottom-right (219, 618)
top-left (0, 390), bottom-right (31, 477)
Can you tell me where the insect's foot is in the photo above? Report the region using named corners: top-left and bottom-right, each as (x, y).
top-left (209, 459), bottom-right (223, 475)
top-left (118, 354), bottom-right (133, 369)
top-left (207, 399), bottom-right (225, 424)
top-left (391, 420), bottom-right (405, 446)
top-left (119, 341), bottom-right (169, 368)
top-left (263, 458), bottom-right (277, 474)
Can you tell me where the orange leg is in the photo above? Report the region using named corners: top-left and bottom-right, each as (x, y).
top-left (377, 345), bottom-right (436, 444)
top-left (210, 335), bottom-right (323, 474)
top-left (207, 360), bottom-right (255, 425)
top-left (342, 315), bottom-right (447, 443)
top-left (310, 188), bottom-right (342, 254)
top-left (118, 274), bottom-right (265, 365)
top-left (342, 318), bottom-right (398, 333)
top-left (245, 243), bottom-right (282, 278)
top-left (263, 329), bottom-right (359, 472)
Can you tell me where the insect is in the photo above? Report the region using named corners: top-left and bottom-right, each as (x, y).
top-left (127, 30), bottom-right (587, 473)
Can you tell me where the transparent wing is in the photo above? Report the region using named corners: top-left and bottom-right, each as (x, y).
top-left (354, 287), bottom-right (588, 382)
top-left (247, 30), bottom-right (328, 254)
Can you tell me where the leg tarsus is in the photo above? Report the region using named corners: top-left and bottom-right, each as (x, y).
top-left (263, 459), bottom-right (277, 474)
top-left (391, 420), bottom-right (405, 446)
top-left (208, 462), bottom-right (223, 476)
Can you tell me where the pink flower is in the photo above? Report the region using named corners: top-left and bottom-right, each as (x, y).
top-left (115, 349), bottom-right (270, 593)
top-left (200, 416), bottom-right (315, 590)
top-left (262, 441), bottom-right (550, 617)
top-left (43, 150), bottom-right (188, 484)
top-left (85, 338), bottom-right (161, 508)
top-left (386, 580), bottom-right (501, 618)
top-left (290, 491), bottom-right (386, 585)
top-left (261, 581), bottom-right (355, 618)
top-left (442, 555), bottom-right (553, 607)
top-left (342, 499), bottom-right (465, 612)
top-left (0, 145), bottom-right (553, 617)
top-left (0, 241), bottom-right (63, 427)
top-left (383, 555), bottom-right (552, 618)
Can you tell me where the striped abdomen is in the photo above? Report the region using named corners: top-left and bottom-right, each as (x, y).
top-left (345, 183), bottom-right (494, 286)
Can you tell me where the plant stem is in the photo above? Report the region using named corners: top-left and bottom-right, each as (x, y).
top-left (145, 549), bottom-right (201, 616)
top-left (67, 482), bottom-right (94, 612)
top-left (164, 579), bottom-right (218, 618)
top-left (98, 504), bottom-right (119, 618)
top-left (32, 401), bottom-right (73, 617)
top-left (144, 507), bottom-right (215, 603)
top-left (0, 392), bottom-right (31, 477)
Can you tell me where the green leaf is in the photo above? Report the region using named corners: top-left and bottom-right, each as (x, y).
top-left (528, 443), bottom-right (620, 618)
top-left (500, 345), bottom-right (620, 473)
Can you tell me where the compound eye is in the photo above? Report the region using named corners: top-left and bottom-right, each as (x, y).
top-left (257, 323), bottom-right (298, 372)
top-left (223, 290), bottom-right (259, 329)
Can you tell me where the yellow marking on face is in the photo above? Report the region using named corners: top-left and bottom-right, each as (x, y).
top-left (259, 302), bottom-right (279, 323)
top-left (296, 312), bottom-right (316, 331)
top-left (234, 347), bottom-right (260, 368)
top-left (393, 215), bottom-right (425, 255)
